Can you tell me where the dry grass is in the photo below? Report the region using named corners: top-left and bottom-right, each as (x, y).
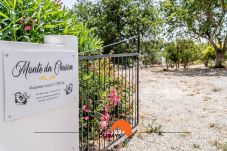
top-left (208, 123), bottom-right (221, 129)
top-left (139, 119), bottom-right (163, 136)
top-left (193, 144), bottom-right (200, 149)
top-left (203, 96), bottom-right (212, 101)
top-left (212, 87), bottom-right (222, 92)
top-left (212, 141), bottom-right (227, 151)
top-left (188, 92), bottom-right (197, 96)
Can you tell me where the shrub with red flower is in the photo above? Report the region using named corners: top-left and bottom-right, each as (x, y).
top-left (107, 88), bottom-right (120, 107)
top-left (79, 59), bottom-right (132, 143)
top-left (80, 87), bottom-right (123, 140)
top-left (100, 106), bottom-right (110, 129)
top-left (17, 16), bottom-right (36, 31)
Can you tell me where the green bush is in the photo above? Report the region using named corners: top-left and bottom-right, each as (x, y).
top-left (177, 39), bottom-right (200, 68)
top-left (0, 0), bottom-right (102, 52)
top-left (79, 59), bottom-right (133, 143)
top-left (163, 42), bottom-right (180, 68)
top-left (163, 40), bottom-right (200, 69)
top-left (201, 45), bottom-right (216, 67)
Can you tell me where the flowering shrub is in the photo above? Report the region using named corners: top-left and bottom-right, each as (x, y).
top-left (79, 58), bottom-right (133, 144)
top-left (0, 0), bottom-right (102, 52)
top-left (107, 88), bottom-right (120, 107)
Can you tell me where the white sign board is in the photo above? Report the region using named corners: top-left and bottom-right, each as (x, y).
top-left (4, 51), bottom-right (77, 121)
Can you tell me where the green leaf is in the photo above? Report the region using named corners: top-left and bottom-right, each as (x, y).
top-left (0, 12), bottom-right (9, 19)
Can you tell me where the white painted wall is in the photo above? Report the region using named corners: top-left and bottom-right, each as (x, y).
top-left (0, 35), bottom-right (79, 151)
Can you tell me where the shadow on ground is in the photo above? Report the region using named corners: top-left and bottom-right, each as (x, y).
top-left (150, 66), bottom-right (227, 77)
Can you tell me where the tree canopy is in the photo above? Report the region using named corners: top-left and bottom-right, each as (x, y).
top-left (73, 0), bottom-right (161, 53)
top-left (161, 0), bottom-right (227, 67)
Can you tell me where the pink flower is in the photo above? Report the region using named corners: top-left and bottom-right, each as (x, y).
top-left (103, 129), bottom-right (113, 139)
top-left (100, 106), bottom-right (110, 121)
top-left (105, 114), bottom-right (110, 120)
top-left (83, 116), bottom-right (89, 121)
top-left (82, 105), bottom-right (90, 112)
top-left (100, 114), bottom-right (110, 121)
top-left (100, 121), bottom-right (108, 128)
top-left (100, 116), bottom-right (105, 121)
top-left (107, 88), bottom-right (120, 106)
top-left (24, 25), bottom-right (31, 31)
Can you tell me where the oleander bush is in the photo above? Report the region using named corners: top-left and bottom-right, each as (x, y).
top-left (79, 58), bottom-right (134, 144)
top-left (0, 0), bottom-right (102, 52)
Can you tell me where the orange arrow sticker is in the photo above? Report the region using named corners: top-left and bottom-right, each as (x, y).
top-left (111, 120), bottom-right (132, 137)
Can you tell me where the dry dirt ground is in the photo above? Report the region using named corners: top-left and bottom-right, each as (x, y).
top-left (120, 65), bottom-right (227, 151)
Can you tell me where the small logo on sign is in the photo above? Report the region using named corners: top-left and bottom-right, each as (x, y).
top-left (15, 92), bottom-right (31, 105)
top-left (65, 83), bottom-right (73, 95)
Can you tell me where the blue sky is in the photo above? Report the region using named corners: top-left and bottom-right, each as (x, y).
top-left (61, 0), bottom-right (76, 8)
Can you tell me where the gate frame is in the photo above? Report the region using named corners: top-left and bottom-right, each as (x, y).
top-left (79, 35), bottom-right (140, 151)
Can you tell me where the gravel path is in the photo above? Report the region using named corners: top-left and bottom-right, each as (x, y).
top-left (120, 66), bottom-right (227, 151)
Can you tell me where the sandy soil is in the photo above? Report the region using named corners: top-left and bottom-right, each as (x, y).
top-left (120, 65), bottom-right (227, 151)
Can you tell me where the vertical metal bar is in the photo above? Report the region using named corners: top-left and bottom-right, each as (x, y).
top-left (80, 60), bottom-right (84, 151)
top-left (128, 57), bottom-right (131, 127)
top-left (121, 55), bottom-right (124, 135)
top-left (135, 56), bottom-right (137, 127)
top-left (113, 57), bottom-right (116, 141)
top-left (104, 58), bottom-right (106, 90)
top-left (98, 49), bottom-right (101, 151)
top-left (124, 56), bottom-right (127, 123)
top-left (86, 59), bottom-right (89, 151)
top-left (109, 59), bottom-right (111, 90)
top-left (137, 35), bottom-right (140, 124)
top-left (132, 56), bottom-right (134, 128)
top-left (103, 57), bottom-right (106, 148)
top-left (117, 56), bottom-right (120, 136)
top-left (108, 58), bottom-right (111, 143)
top-left (92, 60), bottom-right (95, 151)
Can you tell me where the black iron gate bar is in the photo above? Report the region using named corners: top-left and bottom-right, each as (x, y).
top-left (79, 35), bottom-right (140, 151)
top-left (79, 53), bottom-right (140, 60)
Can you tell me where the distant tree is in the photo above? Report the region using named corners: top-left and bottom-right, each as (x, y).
top-left (163, 42), bottom-right (181, 69)
top-left (73, 0), bottom-right (161, 53)
top-left (161, 0), bottom-right (227, 67)
top-left (141, 39), bottom-right (164, 65)
top-left (176, 39), bottom-right (200, 68)
top-left (163, 39), bottom-right (200, 69)
top-left (201, 45), bottom-right (216, 67)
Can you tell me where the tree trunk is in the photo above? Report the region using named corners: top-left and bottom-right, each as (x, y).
top-left (215, 49), bottom-right (225, 68)
top-left (204, 61), bottom-right (208, 67)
